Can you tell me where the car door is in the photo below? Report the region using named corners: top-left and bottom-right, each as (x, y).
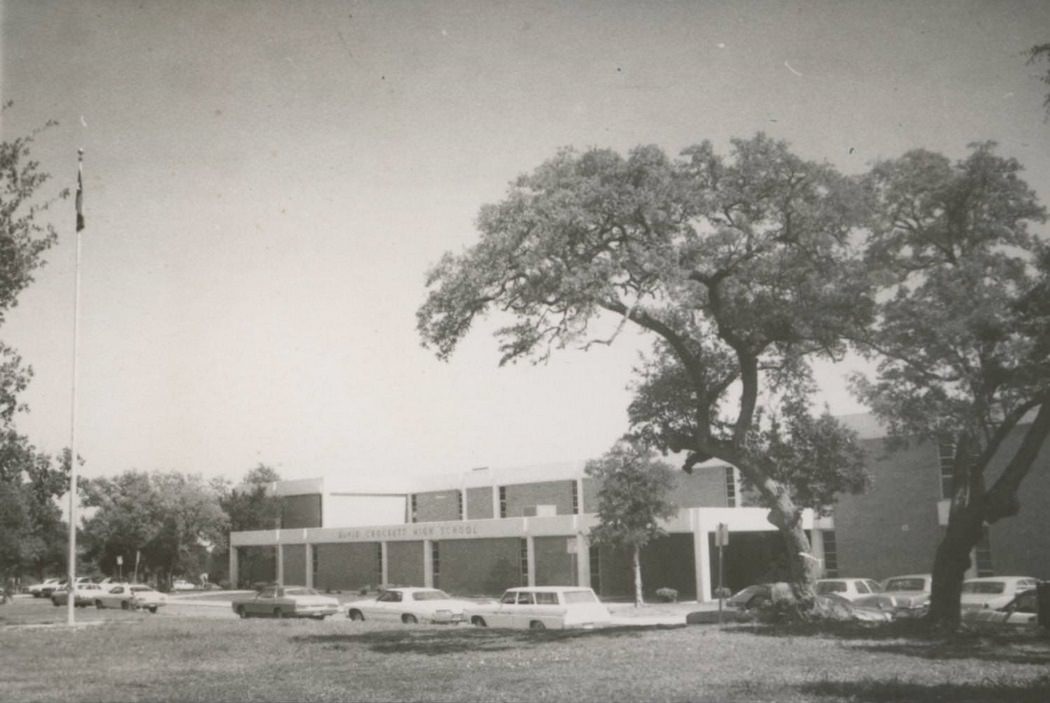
top-left (488, 590), bottom-right (520, 628)
top-left (248, 587), bottom-right (277, 616)
top-left (371, 590), bottom-right (403, 620)
top-left (102, 585), bottom-right (127, 608)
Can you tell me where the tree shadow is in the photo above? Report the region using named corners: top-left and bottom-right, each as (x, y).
top-left (293, 624), bottom-right (677, 656)
top-left (798, 676), bottom-right (1050, 703)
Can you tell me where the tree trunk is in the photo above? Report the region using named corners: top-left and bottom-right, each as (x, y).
top-left (766, 494), bottom-right (819, 609)
top-left (632, 545), bottom-right (644, 608)
top-left (928, 505), bottom-right (984, 626)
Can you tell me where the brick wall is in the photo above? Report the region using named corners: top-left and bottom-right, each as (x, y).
top-left (282, 544), bottom-right (306, 586)
top-left (386, 541), bottom-right (425, 587)
top-left (503, 480), bottom-right (574, 517)
top-left (413, 489), bottom-right (461, 523)
top-left (833, 437), bottom-right (943, 580)
top-left (986, 428), bottom-right (1050, 580)
top-left (534, 536), bottom-right (576, 587)
top-left (466, 487), bottom-right (493, 519)
top-left (436, 538), bottom-right (523, 596)
top-left (314, 542), bottom-right (381, 592)
top-left (280, 494), bottom-right (322, 529)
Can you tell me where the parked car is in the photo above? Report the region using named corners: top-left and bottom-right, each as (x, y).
top-left (960, 576), bottom-right (1039, 612)
top-left (816, 578), bottom-right (883, 602)
top-left (94, 583), bottom-right (167, 613)
top-left (29, 578), bottom-right (63, 598)
top-left (853, 574), bottom-right (932, 619)
top-left (726, 584), bottom-right (775, 610)
top-left (171, 579), bottom-right (196, 592)
top-left (816, 593), bottom-right (894, 623)
top-left (346, 587), bottom-right (475, 624)
top-left (232, 585), bottom-right (339, 619)
top-left (51, 583), bottom-right (106, 607)
top-left (466, 586), bottom-right (612, 630)
top-left (962, 588), bottom-right (1041, 631)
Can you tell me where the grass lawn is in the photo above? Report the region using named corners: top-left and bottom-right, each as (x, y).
top-left (1, 598), bottom-right (1048, 702)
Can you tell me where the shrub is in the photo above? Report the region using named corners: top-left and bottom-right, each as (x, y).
top-left (655, 587), bottom-right (679, 603)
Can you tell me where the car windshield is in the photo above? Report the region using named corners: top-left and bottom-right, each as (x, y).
top-left (562, 590), bottom-right (599, 604)
top-left (884, 578), bottom-right (926, 591)
top-left (412, 590), bottom-right (451, 601)
top-left (284, 588), bottom-right (319, 597)
top-left (961, 582), bottom-right (1006, 594)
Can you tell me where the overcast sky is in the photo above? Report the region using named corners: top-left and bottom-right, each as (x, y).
top-left (2, 0), bottom-right (1048, 485)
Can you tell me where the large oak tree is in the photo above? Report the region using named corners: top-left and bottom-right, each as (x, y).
top-left (854, 143), bottom-right (1050, 627)
top-left (418, 135), bottom-right (871, 605)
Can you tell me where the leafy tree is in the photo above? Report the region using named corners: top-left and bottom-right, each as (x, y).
top-left (210, 464), bottom-right (281, 583)
top-left (418, 135), bottom-right (872, 607)
top-left (1028, 43), bottom-right (1050, 120)
top-left (81, 470), bottom-right (227, 585)
top-left (585, 441), bottom-right (677, 607)
top-left (853, 143), bottom-right (1050, 627)
top-left (0, 106), bottom-right (67, 582)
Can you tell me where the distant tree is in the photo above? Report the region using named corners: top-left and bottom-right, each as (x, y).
top-left (1028, 43), bottom-right (1050, 120)
top-left (854, 143), bottom-right (1050, 627)
top-left (210, 464), bottom-right (281, 583)
top-left (82, 470), bottom-right (227, 585)
top-left (418, 135), bottom-right (873, 608)
top-left (586, 441), bottom-right (677, 607)
top-left (0, 107), bottom-right (67, 582)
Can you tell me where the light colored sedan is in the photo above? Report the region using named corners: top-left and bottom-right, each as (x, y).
top-left (95, 583), bottom-right (167, 613)
top-left (232, 585), bottom-right (339, 619)
top-left (960, 576), bottom-right (1039, 612)
top-left (347, 587), bottom-right (475, 624)
top-left (962, 589), bottom-right (1041, 631)
top-left (51, 583), bottom-right (106, 607)
top-left (467, 586), bottom-right (612, 630)
top-left (854, 574), bottom-right (931, 620)
top-left (816, 578), bottom-right (883, 602)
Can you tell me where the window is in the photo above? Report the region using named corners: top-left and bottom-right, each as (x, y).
top-left (589, 545), bottom-right (601, 594)
top-left (519, 538), bottom-right (529, 585)
top-left (500, 591), bottom-right (517, 604)
top-left (571, 481), bottom-right (579, 514)
top-left (377, 591), bottom-right (402, 603)
top-left (413, 590), bottom-right (452, 601)
top-left (855, 581), bottom-right (871, 594)
top-left (312, 545), bottom-right (319, 582)
top-left (535, 592), bottom-right (559, 605)
top-left (432, 541), bottom-right (441, 589)
top-left (822, 531), bottom-right (839, 578)
top-left (375, 543), bottom-right (383, 582)
top-left (938, 441), bottom-right (955, 499)
top-left (516, 591), bottom-right (535, 605)
top-left (409, 494), bottom-right (418, 523)
top-left (725, 467), bottom-right (737, 508)
top-left (975, 527), bottom-right (994, 577)
top-left (499, 486), bottom-right (508, 518)
top-left (457, 490), bottom-right (464, 520)
top-left (563, 590), bottom-right (600, 604)
top-left (816, 581), bottom-right (846, 594)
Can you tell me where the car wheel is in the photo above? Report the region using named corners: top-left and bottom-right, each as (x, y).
top-left (529, 620), bottom-right (547, 631)
top-left (273, 608), bottom-right (283, 619)
top-left (51, 598), bottom-right (60, 607)
top-left (147, 606), bottom-right (158, 614)
top-left (402, 614), bottom-right (418, 625)
top-left (471, 616), bottom-right (487, 627)
top-left (236, 606), bottom-right (247, 619)
top-left (348, 609), bottom-right (364, 621)
top-left (95, 600), bottom-right (103, 609)
top-left (121, 600), bottom-right (130, 610)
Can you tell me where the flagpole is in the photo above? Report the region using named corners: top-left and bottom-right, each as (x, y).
top-left (67, 149), bottom-right (84, 627)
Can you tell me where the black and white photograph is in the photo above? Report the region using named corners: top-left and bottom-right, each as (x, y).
top-left (2, 1), bottom-right (1050, 701)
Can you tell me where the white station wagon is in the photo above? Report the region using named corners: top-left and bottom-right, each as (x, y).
top-left (467, 586), bottom-right (612, 630)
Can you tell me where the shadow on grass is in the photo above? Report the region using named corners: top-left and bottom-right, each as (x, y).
top-left (294, 624), bottom-right (681, 655)
top-left (798, 675), bottom-right (1050, 702)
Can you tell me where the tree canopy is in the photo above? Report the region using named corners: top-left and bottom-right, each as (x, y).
top-left (418, 134), bottom-right (873, 604)
top-left (854, 142), bottom-right (1050, 625)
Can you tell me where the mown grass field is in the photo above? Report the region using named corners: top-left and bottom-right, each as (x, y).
top-left (2, 597), bottom-right (1048, 702)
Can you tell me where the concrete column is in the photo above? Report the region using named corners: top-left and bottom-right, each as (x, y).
top-left (575, 478), bottom-right (584, 514)
top-left (229, 547), bottom-right (239, 589)
top-left (423, 539), bottom-right (434, 588)
top-left (526, 535), bottom-right (536, 587)
top-left (492, 485), bottom-right (501, 519)
top-left (692, 511), bottom-right (712, 602)
top-left (276, 544), bottom-right (284, 586)
top-left (381, 542), bottom-right (389, 586)
top-left (810, 529), bottom-right (826, 578)
top-left (574, 535), bottom-right (589, 588)
top-left (305, 544), bottom-right (314, 589)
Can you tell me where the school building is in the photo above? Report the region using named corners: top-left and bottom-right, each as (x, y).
top-left (228, 414), bottom-right (1050, 601)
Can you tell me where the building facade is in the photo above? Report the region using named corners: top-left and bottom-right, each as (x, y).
top-left (229, 416), bottom-right (1050, 601)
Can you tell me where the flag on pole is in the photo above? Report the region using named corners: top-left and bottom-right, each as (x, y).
top-left (76, 149), bottom-right (85, 232)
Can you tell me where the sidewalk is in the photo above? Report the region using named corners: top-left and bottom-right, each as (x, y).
top-left (606, 600), bottom-right (718, 626)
